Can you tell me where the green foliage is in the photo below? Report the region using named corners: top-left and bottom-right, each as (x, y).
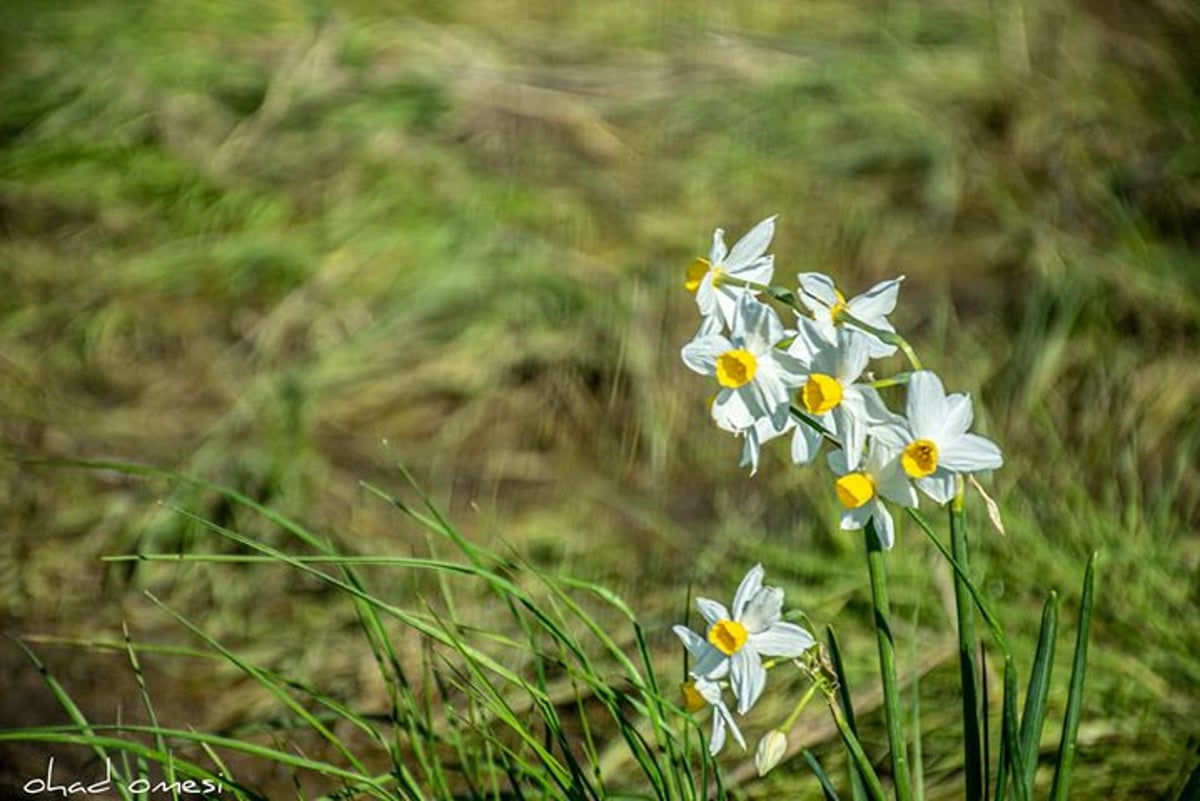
top-left (2, 0), bottom-right (1198, 798)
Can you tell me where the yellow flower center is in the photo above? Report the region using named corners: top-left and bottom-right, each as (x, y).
top-left (835, 472), bottom-right (876, 509)
top-left (685, 258), bottom-right (710, 293)
top-left (715, 349), bottom-right (757, 389)
top-left (681, 680), bottom-right (706, 712)
top-left (707, 619), bottom-right (749, 656)
top-left (801, 373), bottom-right (843, 414)
top-left (902, 439), bottom-right (939, 478)
top-left (830, 289), bottom-right (848, 321)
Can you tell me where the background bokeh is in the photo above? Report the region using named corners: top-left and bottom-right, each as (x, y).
top-left (2, 1), bottom-right (1198, 798)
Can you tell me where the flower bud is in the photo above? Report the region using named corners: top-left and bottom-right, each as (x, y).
top-left (755, 729), bottom-right (788, 776)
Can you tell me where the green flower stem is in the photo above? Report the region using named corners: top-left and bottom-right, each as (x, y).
top-left (865, 520), bottom-right (914, 801)
top-left (781, 681), bottom-right (820, 732)
top-left (837, 310), bottom-right (924, 371)
top-left (950, 478), bottom-right (984, 801)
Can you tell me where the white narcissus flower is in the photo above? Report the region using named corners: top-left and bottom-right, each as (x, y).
top-left (672, 565), bottom-right (816, 715)
top-left (827, 438), bottom-right (918, 550)
top-left (797, 272), bottom-right (904, 359)
top-left (681, 296), bottom-right (804, 435)
top-left (680, 675), bottom-right (745, 755)
top-left (686, 216), bottom-right (777, 329)
top-left (787, 319), bottom-right (897, 470)
top-left (874, 370), bottom-right (1004, 505)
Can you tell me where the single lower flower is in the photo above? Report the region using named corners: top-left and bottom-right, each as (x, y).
top-left (672, 564), bottom-right (815, 714)
top-left (796, 271), bottom-right (904, 359)
top-left (873, 370), bottom-right (1004, 504)
top-left (686, 216), bottom-right (777, 329)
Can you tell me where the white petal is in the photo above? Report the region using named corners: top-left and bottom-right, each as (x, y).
top-left (847, 276), bottom-right (903, 320)
top-left (870, 502), bottom-right (896, 550)
top-left (826, 447), bottom-right (850, 476)
top-left (750, 622), bottom-right (815, 658)
top-left (941, 392), bottom-right (974, 439)
top-left (708, 708), bottom-right (727, 755)
top-left (940, 433), bottom-right (1003, 472)
top-left (681, 334), bottom-right (732, 376)
top-left (695, 598), bottom-right (729, 625)
top-left (673, 624), bottom-right (704, 654)
top-left (791, 422), bottom-right (825, 466)
top-left (916, 469), bottom-right (956, 505)
top-left (797, 272), bottom-right (838, 316)
top-left (674, 626), bottom-right (729, 678)
top-left (874, 459), bottom-right (918, 507)
top-left (833, 405), bottom-right (866, 471)
top-left (906, 371), bottom-right (949, 440)
top-left (853, 385), bottom-right (903, 426)
top-left (719, 704), bottom-right (746, 750)
top-left (725, 216), bottom-right (776, 270)
top-left (840, 504), bottom-right (873, 530)
top-left (864, 326), bottom-right (899, 359)
top-left (755, 364), bottom-right (790, 411)
top-left (712, 390), bottom-right (755, 432)
top-left (870, 421), bottom-right (910, 451)
top-left (740, 587), bottom-right (783, 633)
top-left (739, 429), bottom-right (763, 476)
top-left (731, 564), bottom-right (764, 620)
top-left (709, 228), bottom-right (728, 265)
top-left (735, 295), bottom-right (784, 353)
top-left (714, 285), bottom-right (747, 329)
top-left (836, 328), bottom-right (871, 384)
top-left (731, 649), bottom-right (767, 715)
top-left (787, 317), bottom-right (826, 364)
top-left (696, 272), bottom-right (719, 318)
top-left (733, 255), bottom-right (774, 286)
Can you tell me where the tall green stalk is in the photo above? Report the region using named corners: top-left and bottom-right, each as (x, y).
top-left (950, 480), bottom-right (984, 800)
top-left (865, 520), bottom-right (913, 801)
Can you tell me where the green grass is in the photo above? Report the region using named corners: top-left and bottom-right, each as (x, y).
top-left (2, 0), bottom-right (1199, 798)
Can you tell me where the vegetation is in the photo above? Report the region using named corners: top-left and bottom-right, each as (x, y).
top-left (1, 1), bottom-right (1197, 798)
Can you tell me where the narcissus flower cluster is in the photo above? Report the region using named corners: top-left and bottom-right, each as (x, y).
top-left (680, 216), bottom-right (1003, 549)
top-left (673, 216), bottom-right (1005, 757)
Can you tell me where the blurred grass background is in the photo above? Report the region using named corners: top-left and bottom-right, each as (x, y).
top-left (1, 0), bottom-right (1198, 798)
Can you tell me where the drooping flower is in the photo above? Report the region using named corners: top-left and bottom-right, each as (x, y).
top-left (874, 370), bottom-right (1003, 504)
top-left (672, 565), bottom-right (815, 714)
top-left (796, 272), bottom-right (904, 359)
top-left (826, 437), bottom-right (918, 549)
top-left (679, 675), bottom-right (745, 755)
top-left (681, 296), bottom-right (804, 434)
top-left (787, 319), bottom-right (897, 470)
top-left (686, 216), bottom-right (777, 329)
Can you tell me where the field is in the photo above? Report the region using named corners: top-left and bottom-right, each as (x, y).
top-left (2, 1), bottom-right (1198, 798)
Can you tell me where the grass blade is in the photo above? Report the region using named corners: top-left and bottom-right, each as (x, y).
top-left (1017, 592), bottom-right (1058, 796)
top-left (803, 747), bottom-right (844, 801)
top-left (1001, 657), bottom-right (1028, 801)
top-left (827, 626), bottom-right (867, 801)
top-left (1049, 553), bottom-right (1097, 801)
